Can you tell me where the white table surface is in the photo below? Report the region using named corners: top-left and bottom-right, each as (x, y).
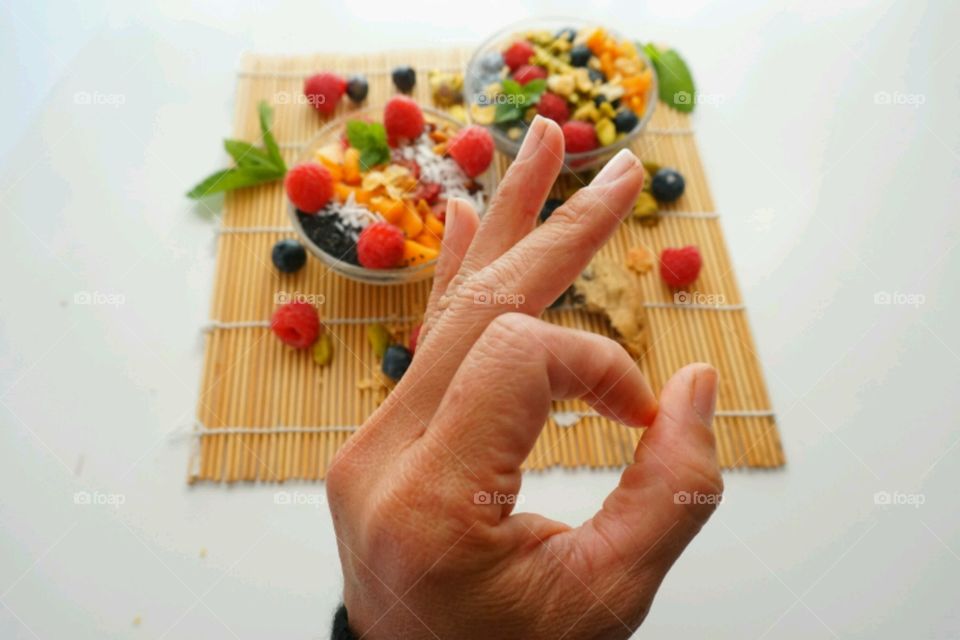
top-left (2, 1), bottom-right (958, 637)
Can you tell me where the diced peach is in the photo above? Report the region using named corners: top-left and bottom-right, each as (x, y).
top-left (398, 202), bottom-right (424, 238)
top-left (342, 148), bottom-right (361, 185)
top-left (423, 211), bottom-right (445, 237)
top-left (413, 231), bottom-right (441, 251)
top-left (318, 156), bottom-right (343, 182)
top-left (370, 196), bottom-right (405, 224)
top-left (401, 239), bottom-right (439, 266)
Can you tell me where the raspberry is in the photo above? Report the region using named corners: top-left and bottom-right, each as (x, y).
top-left (561, 121), bottom-right (598, 153)
top-left (513, 64), bottom-right (547, 85)
top-left (537, 92), bottom-right (570, 125)
top-left (412, 182), bottom-right (441, 204)
top-left (447, 125), bottom-right (494, 178)
top-left (304, 72), bottom-right (346, 115)
top-left (285, 162), bottom-right (334, 213)
top-left (271, 301), bottom-right (321, 349)
top-left (384, 96), bottom-right (425, 146)
top-left (659, 245), bottom-right (703, 288)
top-left (503, 41), bottom-right (535, 72)
top-left (357, 222), bottom-right (405, 269)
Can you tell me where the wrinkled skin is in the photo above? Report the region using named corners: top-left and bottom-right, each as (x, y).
top-left (327, 116), bottom-right (723, 639)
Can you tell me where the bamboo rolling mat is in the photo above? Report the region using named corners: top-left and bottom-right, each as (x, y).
top-left (188, 48), bottom-right (785, 483)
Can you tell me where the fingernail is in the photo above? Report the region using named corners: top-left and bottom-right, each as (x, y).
top-left (592, 149), bottom-right (640, 186)
top-left (516, 115), bottom-right (547, 162)
top-left (692, 365), bottom-right (718, 426)
top-left (445, 199), bottom-right (460, 237)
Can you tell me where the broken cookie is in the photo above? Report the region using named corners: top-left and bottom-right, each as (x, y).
top-left (568, 255), bottom-right (649, 358)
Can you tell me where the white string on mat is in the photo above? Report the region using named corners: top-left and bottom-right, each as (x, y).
top-left (237, 66), bottom-right (461, 80)
top-left (551, 409), bottom-right (775, 428)
top-left (202, 315), bottom-right (422, 332)
top-left (184, 407), bottom-right (776, 439)
top-left (546, 302), bottom-right (745, 313)
top-left (216, 226), bottom-right (294, 235)
top-left (643, 302), bottom-right (746, 311)
top-left (644, 127), bottom-right (695, 136)
top-left (191, 422), bottom-right (359, 436)
top-left (659, 210), bottom-right (720, 219)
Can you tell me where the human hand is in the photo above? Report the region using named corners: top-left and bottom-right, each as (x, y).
top-left (326, 115), bottom-right (722, 639)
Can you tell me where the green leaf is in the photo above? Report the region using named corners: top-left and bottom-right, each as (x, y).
top-left (521, 78), bottom-right (547, 100)
top-left (641, 43), bottom-right (696, 113)
top-left (346, 120), bottom-right (390, 169)
top-left (223, 139), bottom-right (279, 170)
top-left (494, 103), bottom-right (523, 123)
top-left (258, 101), bottom-right (285, 170)
top-left (501, 79), bottom-right (522, 96)
top-left (186, 166), bottom-right (281, 199)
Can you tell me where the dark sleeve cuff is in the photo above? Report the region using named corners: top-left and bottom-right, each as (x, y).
top-left (332, 604), bottom-right (358, 640)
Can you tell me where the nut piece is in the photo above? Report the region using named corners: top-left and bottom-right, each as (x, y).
top-left (626, 245), bottom-right (655, 274)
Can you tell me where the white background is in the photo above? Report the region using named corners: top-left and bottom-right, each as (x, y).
top-left (1, 0), bottom-right (958, 638)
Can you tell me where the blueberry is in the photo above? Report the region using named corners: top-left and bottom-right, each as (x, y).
top-left (381, 344), bottom-right (413, 380)
top-left (613, 109), bottom-right (639, 133)
top-left (570, 44), bottom-right (591, 67)
top-left (587, 68), bottom-right (606, 84)
top-left (651, 168), bottom-right (686, 203)
top-left (345, 75), bottom-right (368, 103)
top-left (480, 51), bottom-right (503, 75)
top-left (392, 66), bottom-right (416, 93)
top-left (539, 198), bottom-right (564, 223)
top-left (555, 27), bottom-right (577, 42)
top-left (271, 238), bottom-right (307, 273)
top-left (593, 94), bottom-right (607, 106)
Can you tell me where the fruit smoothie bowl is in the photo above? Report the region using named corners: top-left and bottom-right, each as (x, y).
top-left (465, 18), bottom-right (657, 173)
top-left (285, 99), bottom-right (495, 285)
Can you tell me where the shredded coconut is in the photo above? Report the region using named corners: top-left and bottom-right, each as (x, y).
top-left (400, 135), bottom-right (487, 212)
top-left (322, 193), bottom-right (381, 237)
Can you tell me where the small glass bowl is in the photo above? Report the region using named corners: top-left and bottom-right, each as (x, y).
top-left (287, 105), bottom-right (494, 286)
top-left (465, 17), bottom-right (657, 173)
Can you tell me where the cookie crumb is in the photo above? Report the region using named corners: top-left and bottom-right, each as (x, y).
top-left (626, 245), bottom-right (655, 274)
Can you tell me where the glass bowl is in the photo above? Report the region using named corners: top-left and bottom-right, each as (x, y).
top-left (465, 17), bottom-right (657, 173)
top-left (286, 105), bottom-right (495, 286)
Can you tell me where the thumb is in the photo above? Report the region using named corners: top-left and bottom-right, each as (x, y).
top-left (570, 363), bottom-right (723, 577)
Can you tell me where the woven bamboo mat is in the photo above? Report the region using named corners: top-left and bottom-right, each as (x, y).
top-left (188, 48), bottom-right (784, 483)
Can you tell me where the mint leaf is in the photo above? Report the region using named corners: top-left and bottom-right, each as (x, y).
top-left (494, 103), bottom-right (523, 123)
top-left (223, 139), bottom-right (280, 171)
top-left (642, 43), bottom-right (696, 113)
top-left (521, 78), bottom-right (546, 100)
top-left (493, 78), bottom-right (547, 124)
top-left (258, 102), bottom-right (285, 170)
top-left (186, 166), bottom-right (282, 199)
top-left (346, 120), bottom-right (390, 170)
top-left (189, 101), bottom-right (287, 199)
